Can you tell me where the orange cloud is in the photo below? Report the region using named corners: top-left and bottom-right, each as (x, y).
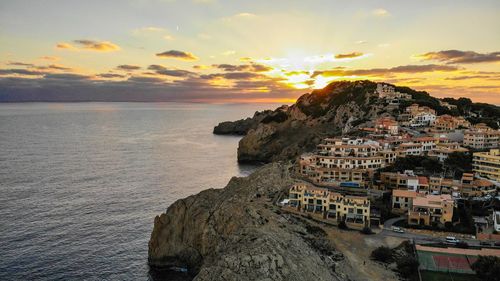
top-left (334, 52), bottom-right (364, 59)
top-left (156, 50), bottom-right (198, 61)
top-left (56, 40), bottom-right (120, 52)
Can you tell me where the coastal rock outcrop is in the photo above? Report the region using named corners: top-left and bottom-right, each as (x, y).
top-left (213, 110), bottom-right (272, 135)
top-left (236, 81), bottom-right (385, 163)
top-left (148, 163), bottom-right (348, 281)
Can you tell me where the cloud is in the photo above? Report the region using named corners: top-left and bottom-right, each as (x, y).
top-left (56, 40), bottom-right (120, 52)
top-left (116, 64), bottom-right (141, 71)
top-left (7, 61), bottom-right (35, 67)
top-left (97, 73), bottom-right (127, 79)
top-left (193, 65), bottom-right (211, 70)
top-left (0, 68), bottom-right (41, 76)
top-left (201, 72), bottom-right (265, 80)
top-left (234, 12), bottom-right (257, 18)
top-left (156, 50), bottom-right (198, 61)
top-left (444, 75), bottom-right (490, 81)
top-left (44, 73), bottom-right (92, 80)
top-left (334, 52), bottom-right (364, 59)
top-left (133, 26), bottom-right (165, 33)
top-left (36, 64), bottom-right (72, 71)
top-left (212, 63), bottom-right (272, 72)
top-left (40, 56), bottom-right (60, 61)
top-left (313, 64), bottom-right (460, 77)
top-left (56, 42), bottom-right (76, 50)
top-left (147, 64), bottom-right (196, 77)
top-left (372, 8), bottom-right (390, 17)
top-left (127, 76), bottom-right (166, 84)
top-left (416, 50), bottom-right (500, 64)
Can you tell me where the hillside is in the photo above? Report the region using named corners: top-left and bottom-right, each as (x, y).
top-left (213, 80), bottom-right (500, 163)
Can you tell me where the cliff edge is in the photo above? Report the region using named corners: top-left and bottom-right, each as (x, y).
top-left (148, 163), bottom-right (349, 281)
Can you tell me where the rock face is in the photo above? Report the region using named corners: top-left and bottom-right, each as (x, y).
top-left (148, 163), bottom-right (348, 281)
top-left (235, 80), bottom-right (388, 163)
top-left (213, 110), bottom-right (273, 135)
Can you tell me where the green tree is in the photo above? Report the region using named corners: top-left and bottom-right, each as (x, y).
top-left (371, 246), bottom-right (393, 263)
top-left (471, 256), bottom-right (500, 281)
top-left (396, 256), bottom-right (419, 279)
top-left (444, 152), bottom-right (472, 179)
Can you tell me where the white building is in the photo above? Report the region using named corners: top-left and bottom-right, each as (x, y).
top-left (409, 112), bottom-right (437, 127)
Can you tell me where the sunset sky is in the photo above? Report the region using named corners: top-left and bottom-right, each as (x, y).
top-left (1, 0), bottom-right (499, 103)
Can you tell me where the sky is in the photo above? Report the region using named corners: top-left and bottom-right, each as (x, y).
top-left (0, 0), bottom-right (499, 104)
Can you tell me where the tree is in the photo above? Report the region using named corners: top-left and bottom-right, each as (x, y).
top-left (382, 156), bottom-right (443, 175)
top-left (371, 246), bottom-right (393, 263)
top-left (444, 152), bottom-right (473, 179)
top-left (396, 256), bottom-right (419, 279)
top-left (471, 256), bottom-right (500, 281)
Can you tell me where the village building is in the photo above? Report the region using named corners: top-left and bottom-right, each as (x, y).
top-left (428, 142), bottom-right (468, 162)
top-left (375, 84), bottom-right (412, 105)
top-left (433, 114), bottom-right (470, 131)
top-left (408, 194), bottom-right (454, 227)
top-left (391, 190), bottom-right (422, 214)
top-left (464, 124), bottom-right (500, 149)
top-left (380, 170), bottom-right (419, 191)
top-left (288, 183), bottom-right (371, 228)
top-left (299, 138), bottom-right (390, 193)
top-left (374, 116), bottom-right (399, 135)
top-left (473, 149), bottom-right (500, 183)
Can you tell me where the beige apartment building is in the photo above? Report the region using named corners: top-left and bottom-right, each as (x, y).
top-left (299, 138), bottom-right (388, 191)
top-left (288, 184), bottom-right (371, 228)
top-left (433, 115), bottom-right (470, 131)
top-left (464, 126), bottom-right (500, 149)
top-left (408, 194), bottom-right (454, 227)
top-left (473, 149), bottom-right (500, 183)
top-left (391, 190), bottom-right (421, 214)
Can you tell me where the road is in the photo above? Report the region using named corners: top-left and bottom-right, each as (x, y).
top-left (380, 216), bottom-right (481, 246)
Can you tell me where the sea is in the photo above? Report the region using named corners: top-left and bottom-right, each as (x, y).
top-left (0, 102), bottom-right (276, 281)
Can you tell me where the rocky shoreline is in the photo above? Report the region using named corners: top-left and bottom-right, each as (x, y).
top-left (148, 163), bottom-right (353, 280)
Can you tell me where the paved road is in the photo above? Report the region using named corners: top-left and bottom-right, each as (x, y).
top-left (379, 216), bottom-right (481, 246)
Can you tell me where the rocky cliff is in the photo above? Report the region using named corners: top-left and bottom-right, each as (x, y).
top-left (234, 80), bottom-right (389, 163)
top-left (148, 163), bottom-right (350, 281)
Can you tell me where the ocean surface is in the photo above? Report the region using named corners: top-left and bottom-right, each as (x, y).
top-left (0, 102), bottom-right (275, 281)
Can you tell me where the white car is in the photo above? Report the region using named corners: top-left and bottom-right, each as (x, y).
top-left (392, 227), bottom-right (405, 233)
top-left (445, 236), bottom-right (460, 244)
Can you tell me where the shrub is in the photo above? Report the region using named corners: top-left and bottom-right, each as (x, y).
top-left (305, 225), bottom-right (327, 237)
top-left (361, 227), bottom-right (373, 235)
top-left (371, 246), bottom-right (393, 263)
top-left (471, 256), bottom-right (500, 281)
top-left (396, 256), bottom-right (419, 278)
top-left (338, 221), bottom-right (348, 230)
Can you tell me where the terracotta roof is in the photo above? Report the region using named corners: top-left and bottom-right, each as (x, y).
top-left (418, 176), bottom-right (429, 185)
top-left (393, 190), bottom-right (418, 198)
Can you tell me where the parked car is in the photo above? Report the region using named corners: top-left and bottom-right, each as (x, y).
top-left (445, 236), bottom-right (460, 244)
top-left (494, 241), bottom-right (500, 247)
top-left (480, 241), bottom-right (492, 246)
top-left (392, 227), bottom-right (405, 233)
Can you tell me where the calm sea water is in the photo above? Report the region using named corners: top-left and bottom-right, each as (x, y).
top-left (0, 102), bottom-right (273, 281)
